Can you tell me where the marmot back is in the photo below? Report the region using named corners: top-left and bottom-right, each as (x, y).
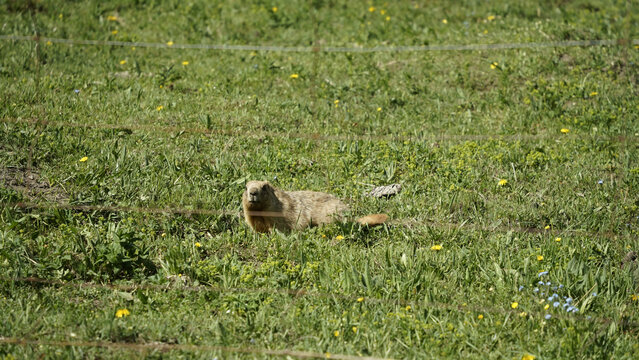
top-left (242, 181), bottom-right (385, 233)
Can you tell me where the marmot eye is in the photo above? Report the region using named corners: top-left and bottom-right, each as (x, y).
top-left (262, 184), bottom-right (268, 190)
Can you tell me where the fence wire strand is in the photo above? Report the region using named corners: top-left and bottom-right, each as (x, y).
top-left (1, 117), bottom-right (636, 144)
top-left (0, 34), bottom-right (637, 52)
top-left (3, 200), bottom-right (630, 241)
top-left (0, 337), bottom-right (388, 360)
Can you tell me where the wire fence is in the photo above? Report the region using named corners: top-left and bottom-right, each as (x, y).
top-left (0, 337), bottom-right (388, 360)
top-left (2, 117), bottom-right (637, 144)
top-left (1, 15), bottom-right (637, 360)
top-left (1, 34), bottom-right (637, 53)
top-left (4, 200), bottom-right (631, 241)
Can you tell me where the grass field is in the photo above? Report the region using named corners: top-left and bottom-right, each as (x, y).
top-left (1, 0), bottom-right (639, 358)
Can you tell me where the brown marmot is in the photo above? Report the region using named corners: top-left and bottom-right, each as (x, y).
top-left (242, 180), bottom-right (388, 233)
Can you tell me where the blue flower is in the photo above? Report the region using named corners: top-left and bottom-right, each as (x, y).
top-left (538, 271), bottom-right (549, 277)
top-left (538, 281), bottom-right (544, 285)
top-left (545, 282), bottom-right (551, 286)
top-left (553, 301), bottom-right (560, 307)
top-left (572, 307), bottom-right (579, 313)
top-left (519, 285), bottom-right (524, 291)
top-left (533, 288), bottom-right (539, 293)
top-left (545, 314), bottom-right (552, 320)
top-left (74, 89), bottom-right (80, 94)
top-left (598, 180), bottom-right (603, 185)
top-left (586, 316), bottom-right (592, 320)
top-left (566, 306), bottom-right (574, 312)
top-left (591, 292), bottom-right (597, 297)
top-left (558, 284), bottom-right (564, 289)
top-left (565, 297), bottom-right (573, 304)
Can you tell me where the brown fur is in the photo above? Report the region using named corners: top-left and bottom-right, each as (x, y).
top-left (242, 181), bottom-right (387, 233)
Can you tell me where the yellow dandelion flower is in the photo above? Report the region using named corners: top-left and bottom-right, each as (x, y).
top-left (335, 235), bottom-right (344, 241)
top-left (119, 60), bottom-right (126, 65)
top-left (290, 73), bottom-right (299, 79)
top-left (156, 105), bottom-right (164, 111)
top-left (544, 304), bottom-right (550, 310)
top-left (272, 7), bottom-right (278, 13)
top-left (333, 330), bottom-right (340, 337)
top-left (195, 242), bottom-right (202, 247)
top-left (490, 62), bottom-right (499, 69)
top-left (632, 294), bottom-right (638, 301)
top-left (115, 308), bottom-right (130, 318)
top-left (368, 7), bottom-right (375, 12)
top-left (442, 19), bottom-right (448, 24)
top-left (357, 297), bottom-right (364, 302)
top-left (166, 41), bottom-right (174, 47)
top-left (544, 225), bottom-right (550, 230)
top-left (498, 179), bottom-right (508, 186)
top-left (46, 40), bottom-right (52, 46)
top-left (487, 15), bottom-right (496, 21)
top-left (431, 244), bottom-right (443, 251)
top-left (560, 128), bottom-right (570, 134)
top-left (131, 47), bottom-right (136, 51)
top-left (405, 305), bottom-right (411, 311)
top-left (483, 29), bottom-right (489, 34)
top-left (377, 107), bottom-right (382, 112)
top-left (352, 326), bottom-right (358, 333)
top-left (161, 232), bottom-right (166, 237)
top-left (58, 14), bottom-right (63, 19)
top-left (519, 311), bottom-right (527, 317)
top-left (385, 16), bottom-right (390, 21)
top-left (111, 30), bottom-right (118, 35)
top-left (522, 354), bottom-right (536, 360)
top-left (107, 15), bottom-right (118, 21)
top-left (555, 237), bottom-right (561, 242)
top-left (182, 61), bottom-right (189, 66)
top-left (321, 234), bottom-right (326, 238)
top-left (511, 302), bottom-right (519, 309)
top-left (380, 10), bottom-right (386, 15)
top-left (478, 314), bottom-right (484, 319)
top-left (79, 156), bottom-right (88, 162)
top-left (326, 353), bottom-right (331, 359)
top-left (537, 255), bottom-right (544, 261)
top-left (334, 99), bottom-right (339, 104)
top-left (589, 91), bottom-right (598, 96)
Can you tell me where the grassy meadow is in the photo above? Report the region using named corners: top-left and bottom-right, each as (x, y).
top-left (1, 0), bottom-right (639, 358)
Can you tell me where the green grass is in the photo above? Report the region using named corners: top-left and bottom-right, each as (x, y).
top-left (1, 0), bottom-right (639, 358)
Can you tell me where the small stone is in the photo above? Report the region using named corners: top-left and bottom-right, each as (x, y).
top-left (366, 183), bottom-right (401, 198)
top-left (621, 251), bottom-right (637, 269)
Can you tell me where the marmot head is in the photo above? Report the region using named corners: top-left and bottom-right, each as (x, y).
top-left (243, 180), bottom-right (275, 210)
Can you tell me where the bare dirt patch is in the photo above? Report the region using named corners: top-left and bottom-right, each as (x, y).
top-left (0, 167), bottom-right (67, 202)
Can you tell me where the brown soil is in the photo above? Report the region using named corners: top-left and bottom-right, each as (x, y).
top-left (0, 167), bottom-right (67, 202)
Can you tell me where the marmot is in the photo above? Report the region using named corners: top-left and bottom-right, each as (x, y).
top-left (242, 180), bottom-right (388, 233)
